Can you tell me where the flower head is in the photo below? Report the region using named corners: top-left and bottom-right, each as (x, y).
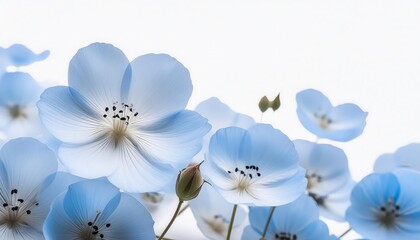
top-left (296, 89), bottom-right (367, 142)
top-left (0, 138), bottom-right (82, 238)
top-left (43, 178), bottom-right (155, 240)
top-left (346, 169), bottom-right (420, 239)
top-left (242, 195), bottom-right (331, 240)
top-left (37, 43), bottom-right (210, 192)
top-left (202, 124), bottom-right (306, 206)
top-left (176, 161), bottom-right (206, 201)
top-left (0, 72), bottom-right (44, 138)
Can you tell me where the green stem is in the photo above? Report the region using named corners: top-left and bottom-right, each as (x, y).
top-left (177, 203), bottom-right (189, 216)
top-left (158, 200), bottom-right (184, 240)
top-left (261, 206), bottom-right (276, 240)
top-left (338, 228), bottom-right (352, 238)
top-left (226, 204), bottom-right (238, 240)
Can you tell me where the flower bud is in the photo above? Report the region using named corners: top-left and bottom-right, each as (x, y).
top-left (176, 161), bottom-right (206, 201)
top-left (271, 93), bottom-right (281, 111)
top-left (258, 96), bottom-right (270, 113)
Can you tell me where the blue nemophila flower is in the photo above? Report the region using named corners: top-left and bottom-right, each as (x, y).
top-left (374, 143), bottom-right (420, 173)
top-left (37, 43), bottom-right (210, 192)
top-left (43, 178), bottom-right (155, 240)
top-left (346, 169), bottom-right (420, 240)
top-left (0, 138), bottom-right (82, 239)
top-left (0, 44), bottom-right (49, 68)
top-left (193, 97), bottom-right (255, 163)
top-left (202, 124), bottom-right (306, 206)
top-left (294, 139), bottom-right (352, 221)
top-left (296, 89), bottom-right (367, 142)
top-left (190, 184), bottom-right (247, 240)
top-left (242, 195), bottom-right (331, 240)
top-left (294, 139), bottom-right (350, 196)
top-left (0, 72), bottom-right (44, 138)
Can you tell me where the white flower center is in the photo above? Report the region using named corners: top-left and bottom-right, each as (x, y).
top-left (0, 188), bottom-right (39, 228)
top-left (226, 165), bottom-right (262, 195)
top-left (102, 102), bottom-right (139, 147)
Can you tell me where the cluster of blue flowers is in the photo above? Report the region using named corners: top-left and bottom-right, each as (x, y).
top-left (0, 42), bottom-right (419, 240)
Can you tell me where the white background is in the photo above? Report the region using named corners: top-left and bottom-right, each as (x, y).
top-left (2, 0), bottom-right (420, 239)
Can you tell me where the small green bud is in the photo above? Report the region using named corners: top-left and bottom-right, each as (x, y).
top-left (258, 96), bottom-right (270, 113)
top-left (271, 93), bottom-right (281, 111)
top-left (176, 161), bottom-right (206, 201)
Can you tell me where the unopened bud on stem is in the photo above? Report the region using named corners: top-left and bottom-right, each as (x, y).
top-left (176, 161), bottom-right (207, 201)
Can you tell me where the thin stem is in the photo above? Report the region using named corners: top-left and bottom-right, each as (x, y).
top-left (177, 203), bottom-right (189, 216)
top-left (338, 228), bottom-right (352, 238)
top-left (226, 204), bottom-right (238, 240)
top-left (158, 200), bottom-right (184, 240)
top-left (261, 206), bottom-right (276, 240)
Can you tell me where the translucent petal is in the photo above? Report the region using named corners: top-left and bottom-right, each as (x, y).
top-left (318, 179), bottom-right (354, 222)
top-left (241, 226), bottom-right (264, 240)
top-left (68, 43), bottom-right (129, 110)
top-left (101, 194), bottom-right (155, 239)
top-left (3, 44), bottom-right (49, 67)
top-left (43, 193), bottom-right (85, 239)
top-left (0, 72), bottom-right (41, 105)
top-left (374, 153), bottom-right (398, 173)
top-left (0, 138), bottom-right (57, 201)
top-left (62, 178), bottom-right (120, 225)
top-left (297, 221), bottom-right (330, 240)
top-left (0, 104), bottom-right (42, 138)
top-left (125, 54), bottom-right (192, 123)
top-left (0, 224), bottom-right (44, 240)
top-left (133, 110), bottom-right (211, 169)
top-left (38, 86), bottom-right (106, 144)
top-left (395, 143), bottom-right (420, 170)
top-left (27, 172), bottom-right (84, 231)
top-left (325, 103), bottom-right (368, 141)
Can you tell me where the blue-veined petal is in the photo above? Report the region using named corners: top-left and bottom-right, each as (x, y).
top-left (101, 194), bottom-right (155, 239)
top-left (38, 86), bottom-right (106, 144)
top-left (134, 110), bottom-right (211, 169)
top-left (68, 43), bottom-right (130, 110)
top-left (0, 138), bottom-right (57, 201)
top-left (125, 54), bottom-right (192, 123)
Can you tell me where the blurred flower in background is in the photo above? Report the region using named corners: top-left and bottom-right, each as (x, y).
top-left (374, 143), bottom-right (420, 173)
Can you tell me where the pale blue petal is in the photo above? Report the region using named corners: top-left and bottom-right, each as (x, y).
top-left (195, 97), bottom-right (254, 131)
top-left (318, 179), bottom-right (354, 222)
top-left (63, 178), bottom-right (120, 224)
top-left (125, 54), bottom-right (192, 123)
top-left (393, 169), bottom-right (420, 215)
top-left (245, 124), bottom-right (299, 174)
top-left (325, 103), bottom-right (368, 141)
top-left (134, 110), bottom-right (211, 169)
top-left (25, 172), bottom-right (84, 232)
top-left (68, 43), bottom-right (129, 110)
top-left (297, 221), bottom-right (330, 240)
top-left (102, 194), bottom-right (155, 239)
top-left (296, 89), bottom-right (332, 137)
top-left (0, 138), bottom-right (57, 200)
top-left (38, 86), bottom-right (105, 144)
top-left (43, 193), bottom-right (85, 239)
top-left (395, 143), bottom-right (420, 170)
top-left (0, 224), bottom-right (44, 240)
top-left (0, 72), bottom-right (41, 105)
top-left (271, 195), bottom-right (320, 233)
top-left (294, 140), bottom-right (350, 195)
top-left (4, 44), bottom-right (49, 67)
top-left (374, 153), bottom-right (398, 173)
top-left (241, 226), bottom-right (263, 240)
top-left (248, 206), bottom-right (272, 234)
